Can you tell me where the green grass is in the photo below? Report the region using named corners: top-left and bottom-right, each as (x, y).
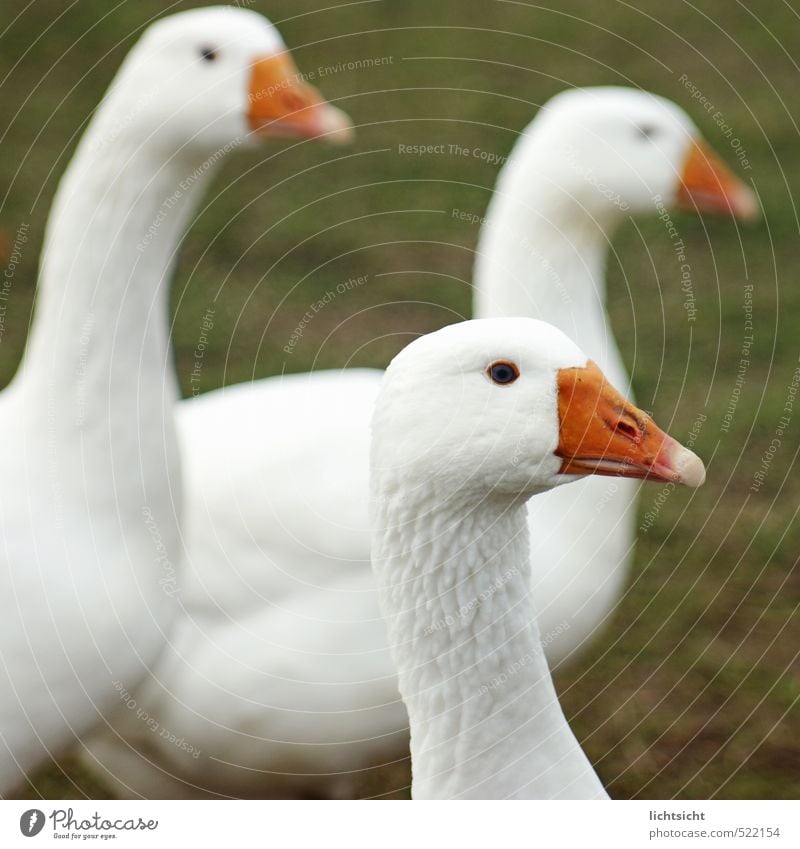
top-left (2, 0), bottom-right (798, 799)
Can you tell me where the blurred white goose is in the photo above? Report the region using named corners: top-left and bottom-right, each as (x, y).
top-left (370, 318), bottom-right (704, 798)
top-left (0, 6), bottom-right (350, 794)
top-left (473, 88), bottom-right (756, 660)
top-left (83, 88), bottom-right (752, 798)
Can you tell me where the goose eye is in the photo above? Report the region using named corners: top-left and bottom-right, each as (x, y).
top-left (636, 124), bottom-right (658, 140)
top-left (487, 361), bottom-right (520, 385)
top-left (199, 46), bottom-right (219, 62)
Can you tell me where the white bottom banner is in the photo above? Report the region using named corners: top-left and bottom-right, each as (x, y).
top-left (1, 799), bottom-right (797, 847)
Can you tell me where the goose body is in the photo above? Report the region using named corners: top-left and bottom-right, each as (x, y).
top-left (177, 370), bottom-right (376, 618)
top-left (370, 318), bottom-right (704, 798)
top-left (83, 88), bottom-right (752, 797)
top-left (1, 5), bottom-right (350, 794)
top-left (85, 369), bottom-right (401, 799)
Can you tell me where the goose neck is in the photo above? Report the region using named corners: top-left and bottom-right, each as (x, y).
top-left (474, 163), bottom-right (623, 342)
top-left (11, 132), bottom-right (222, 518)
top-left (372, 483), bottom-right (608, 799)
top-left (19, 139), bottom-right (215, 398)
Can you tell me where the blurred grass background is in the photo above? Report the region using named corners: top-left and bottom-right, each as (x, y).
top-left (1, 0), bottom-right (798, 799)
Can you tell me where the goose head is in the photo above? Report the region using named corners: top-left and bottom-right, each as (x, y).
top-left (94, 6), bottom-right (352, 158)
top-left (510, 86), bottom-right (758, 224)
top-left (372, 318), bottom-right (705, 503)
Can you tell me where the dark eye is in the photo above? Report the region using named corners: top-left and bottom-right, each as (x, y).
top-left (636, 124), bottom-right (658, 140)
top-left (487, 361), bottom-right (520, 385)
top-left (199, 46), bottom-right (219, 62)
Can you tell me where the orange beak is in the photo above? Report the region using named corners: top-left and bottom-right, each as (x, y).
top-left (247, 53), bottom-right (353, 143)
top-left (556, 361), bottom-right (705, 487)
top-left (676, 139), bottom-right (759, 220)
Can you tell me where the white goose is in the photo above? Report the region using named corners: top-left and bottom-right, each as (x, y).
top-left (0, 6), bottom-right (350, 794)
top-left (82, 89), bottom-right (751, 797)
top-left (370, 318), bottom-right (705, 799)
top-left (474, 88), bottom-right (756, 660)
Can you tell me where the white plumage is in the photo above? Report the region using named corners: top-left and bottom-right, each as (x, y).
top-left (83, 89), bottom-right (752, 795)
top-left (1, 5), bottom-right (350, 794)
top-left (370, 317), bottom-right (704, 798)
